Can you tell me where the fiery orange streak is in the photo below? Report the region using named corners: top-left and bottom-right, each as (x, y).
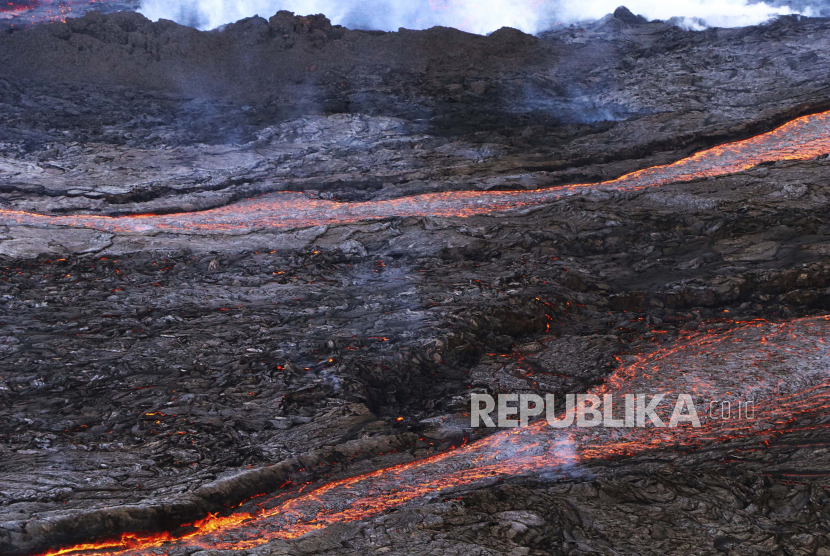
top-left (3, 110), bottom-right (830, 234)
top-left (32, 315), bottom-right (830, 556)
top-left (0, 0), bottom-right (84, 25)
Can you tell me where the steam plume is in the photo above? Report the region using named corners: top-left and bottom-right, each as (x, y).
top-left (138, 0), bottom-right (807, 34)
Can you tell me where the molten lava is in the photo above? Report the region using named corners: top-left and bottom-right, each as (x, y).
top-left (33, 315), bottom-right (830, 556)
top-left (1, 0), bottom-right (72, 24)
top-left (3, 109), bottom-right (830, 233)
top-left (0, 0), bottom-right (129, 26)
top-left (0, 0), bottom-right (39, 13)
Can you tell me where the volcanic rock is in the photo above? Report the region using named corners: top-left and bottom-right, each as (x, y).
top-left (1, 9), bottom-right (830, 556)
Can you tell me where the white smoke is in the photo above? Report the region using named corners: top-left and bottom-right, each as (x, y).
top-left (138, 0), bottom-right (551, 33)
top-left (138, 0), bottom-right (809, 35)
top-left (559, 0), bottom-right (804, 29)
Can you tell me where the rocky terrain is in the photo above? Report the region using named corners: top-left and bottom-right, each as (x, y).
top-left (1, 7), bottom-right (830, 556)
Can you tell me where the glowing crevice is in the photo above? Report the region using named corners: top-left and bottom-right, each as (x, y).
top-left (4, 110), bottom-right (830, 234)
top-left (34, 315), bottom-right (830, 556)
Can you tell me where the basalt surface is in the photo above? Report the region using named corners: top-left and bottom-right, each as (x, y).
top-left (1, 8), bottom-right (830, 556)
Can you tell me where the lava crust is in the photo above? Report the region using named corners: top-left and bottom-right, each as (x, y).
top-left (1, 8), bottom-right (830, 556)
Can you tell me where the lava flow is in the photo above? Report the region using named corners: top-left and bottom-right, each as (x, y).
top-left (36, 315), bottom-right (830, 556)
top-left (0, 0), bottom-right (134, 26)
top-left (3, 109), bottom-right (830, 234)
top-left (0, 0), bottom-right (39, 13)
top-left (1, 0), bottom-right (79, 24)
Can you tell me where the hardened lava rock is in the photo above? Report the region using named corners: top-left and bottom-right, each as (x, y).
top-left (1, 7), bottom-right (830, 556)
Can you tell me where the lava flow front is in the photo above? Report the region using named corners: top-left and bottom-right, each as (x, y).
top-left (2, 109), bottom-right (830, 234)
top-left (37, 315), bottom-right (830, 556)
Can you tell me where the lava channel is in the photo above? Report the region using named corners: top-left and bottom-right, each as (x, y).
top-left (36, 315), bottom-right (830, 556)
top-left (2, 109), bottom-right (830, 234)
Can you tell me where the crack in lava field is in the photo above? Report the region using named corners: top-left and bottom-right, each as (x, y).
top-left (2, 110), bottom-right (830, 234)
top-left (37, 315), bottom-right (830, 556)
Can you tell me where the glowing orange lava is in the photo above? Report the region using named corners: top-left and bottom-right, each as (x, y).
top-left (3, 109), bottom-right (830, 234)
top-left (0, 0), bottom-right (86, 25)
top-left (32, 315), bottom-right (830, 556)
top-left (0, 0), bottom-right (38, 14)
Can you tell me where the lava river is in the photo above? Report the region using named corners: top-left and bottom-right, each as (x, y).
top-left (38, 315), bottom-right (830, 556)
top-left (3, 110), bottom-right (830, 234)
